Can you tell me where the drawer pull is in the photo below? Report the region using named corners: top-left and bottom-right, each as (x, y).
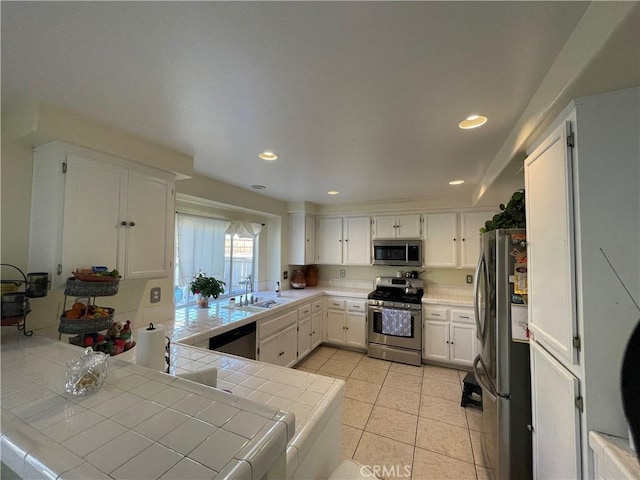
top-left (432, 313), bottom-right (441, 316)
top-left (459, 316), bottom-right (469, 319)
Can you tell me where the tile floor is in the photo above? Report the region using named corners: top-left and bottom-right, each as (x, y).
top-left (295, 346), bottom-right (488, 480)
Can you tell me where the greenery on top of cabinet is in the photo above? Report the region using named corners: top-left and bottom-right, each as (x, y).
top-left (480, 190), bottom-right (526, 233)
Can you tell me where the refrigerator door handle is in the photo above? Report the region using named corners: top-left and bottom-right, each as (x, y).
top-left (474, 251), bottom-right (487, 342)
top-left (473, 354), bottom-right (497, 402)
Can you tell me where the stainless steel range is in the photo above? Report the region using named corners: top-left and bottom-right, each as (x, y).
top-left (367, 276), bottom-right (424, 366)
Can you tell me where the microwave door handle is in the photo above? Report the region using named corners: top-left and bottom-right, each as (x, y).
top-left (405, 243), bottom-right (409, 263)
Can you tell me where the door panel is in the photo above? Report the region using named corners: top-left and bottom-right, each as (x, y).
top-left (345, 311), bottom-right (366, 349)
top-left (326, 309), bottom-right (345, 344)
top-left (423, 320), bottom-right (449, 362)
top-left (450, 323), bottom-right (476, 366)
top-left (258, 334), bottom-right (279, 365)
top-left (280, 324), bottom-right (298, 368)
top-left (297, 316), bottom-right (312, 360)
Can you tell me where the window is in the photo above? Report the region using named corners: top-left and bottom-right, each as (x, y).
top-left (174, 213), bottom-right (258, 306)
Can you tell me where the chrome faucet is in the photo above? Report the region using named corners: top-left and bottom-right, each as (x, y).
top-left (244, 275), bottom-right (253, 303)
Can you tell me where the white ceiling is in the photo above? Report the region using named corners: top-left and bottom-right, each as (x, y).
top-left (2, 2), bottom-right (635, 206)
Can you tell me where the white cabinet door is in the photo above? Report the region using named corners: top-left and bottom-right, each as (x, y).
top-left (372, 215), bottom-right (397, 239)
top-left (396, 214), bottom-right (422, 238)
top-left (372, 214), bottom-right (421, 239)
top-left (343, 216), bottom-right (371, 265)
top-left (280, 323), bottom-right (299, 368)
top-left (125, 171), bottom-right (173, 279)
top-left (62, 155), bottom-right (127, 281)
top-left (297, 315), bottom-right (312, 360)
top-left (311, 311), bottom-right (323, 349)
top-left (258, 333), bottom-right (280, 365)
top-left (424, 213), bottom-right (457, 267)
top-left (316, 217), bottom-right (343, 265)
top-left (450, 322), bottom-right (476, 366)
top-left (325, 309), bottom-right (346, 345)
top-left (288, 213), bottom-right (316, 265)
top-left (530, 341), bottom-right (581, 480)
top-left (525, 120), bottom-right (578, 366)
top-left (423, 320), bottom-right (450, 362)
top-left (345, 311), bottom-right (367, 349)
top-left (459, 211), bottom-right (492, 268)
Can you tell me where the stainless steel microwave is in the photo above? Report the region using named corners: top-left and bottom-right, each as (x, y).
top-left (372, 239), bottom-right (422, 266)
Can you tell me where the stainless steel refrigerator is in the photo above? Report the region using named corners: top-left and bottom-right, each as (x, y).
top-left (473, 229), bottom-right (532, 480)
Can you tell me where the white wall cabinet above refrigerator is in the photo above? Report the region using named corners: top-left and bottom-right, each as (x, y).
top-left (315, 216), bottom-right (370, 265)
top-left (371, 214), bottom-right (421, 239)
top-left (28, 142), bottom-right (175, 288)
top-left (423, 211), bottom-right (495, 268)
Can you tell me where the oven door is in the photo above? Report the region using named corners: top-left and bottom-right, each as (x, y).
top-left (368, 306), bottom-right (422, 351)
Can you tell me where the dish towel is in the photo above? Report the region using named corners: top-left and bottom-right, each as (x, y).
top-left (381, 309), bottom-right (412, 337)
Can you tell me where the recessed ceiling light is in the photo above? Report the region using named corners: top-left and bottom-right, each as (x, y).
top-left (449, 180), bottom-right (465, 185)
top-left (459, 115), bottom-right (488, 129)
top-left (251, 184), bottom-right (266, 190)
top-left (327, 190), bottom-right (340, 195)
top-left (258, 151), bottom-right (278, 161)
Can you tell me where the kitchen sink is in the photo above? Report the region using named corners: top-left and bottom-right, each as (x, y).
top-left (223, 305), bottom-right (267, 313)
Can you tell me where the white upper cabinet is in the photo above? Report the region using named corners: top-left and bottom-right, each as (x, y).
top-left (316, 217), bottom-right (343, 265)
top-left (423, 211), bottom-right (495, 268)
top-left (343, 216), bottom-right (371, 265)
top-left (288, 212), bottom-right (315, 265)
top-left (423, 213), bottom-right (458, 267)
top-left (372, 214), bottom-right (421, 239)
top-left (316, 216), bottom-right (371, 265)
top-left (28, 143), bottom-right (175, 287)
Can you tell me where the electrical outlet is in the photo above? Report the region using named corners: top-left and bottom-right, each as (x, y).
top-left (340, 269), bottom-right (346, 278)
top-left (150, 287), bottom-right (161, 303)
top-left (466, 275), bottom-right (473, 284)
top-left (283, 271), bottom-right (288, 280)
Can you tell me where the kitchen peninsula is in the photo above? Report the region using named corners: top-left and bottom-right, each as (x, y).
top-left (0, 287), bottom-right (366, 480)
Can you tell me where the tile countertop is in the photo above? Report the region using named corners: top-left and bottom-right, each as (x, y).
top-left (157, 286), bottom-right (371, 346)
top-left (0, 334), bottom-right (296, 480)
top-left (589, 430), bottom-right (640, 480)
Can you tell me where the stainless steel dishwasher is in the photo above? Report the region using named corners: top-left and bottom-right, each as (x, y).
top-left (208, 321), bottom-right (256, 360)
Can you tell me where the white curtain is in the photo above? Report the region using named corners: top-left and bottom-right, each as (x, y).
top-left (175, 214), bottom-right (229, 288)
top-left (225, 221), bottom-right (262, 238)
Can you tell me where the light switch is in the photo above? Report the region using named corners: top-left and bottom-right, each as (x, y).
top-left (340, 269), bottom-right (346, 278)
top-left (466, 275), bottom-right (473, 284)
top-left (150, 287), bottom-right (161, 303)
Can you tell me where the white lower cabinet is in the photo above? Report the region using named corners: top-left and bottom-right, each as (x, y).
top-left (324, 297), bottom-right (367, 349)
top-left (258, 310), bottom-right (298, 367)
top-left (311, 300), bottom-right (323, 350)
top-left (297, 303), bottom-right (313, 361)
top-left (530, 341), bottom-right (582, 480)
top-left (422, 306), bottom-right (477, 367)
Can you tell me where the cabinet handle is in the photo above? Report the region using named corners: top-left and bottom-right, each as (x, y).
top-left (121, 221), bottom-right (128, 226)
top-left (345, 239), bottom-right (348, 242)
top-left (312, 331), bottom-right (316, 334)
top-left (453, 238), bottom-right (457, 242)
top-left (129, 221), bottom-right (136, 227)
top-left (432, 313), bottom-right (441, 316)
top-left (459, 316), bottom-right (469, 319)
top-left (462, 238), bottom-right (466, 242)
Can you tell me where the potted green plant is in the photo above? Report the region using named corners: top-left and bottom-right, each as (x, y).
top-left (189, 272), bottom-right (225, 308)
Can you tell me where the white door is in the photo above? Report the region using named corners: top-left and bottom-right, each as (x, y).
top-left (460, 211), bottom-right (492, 268)
top-left (396, 214), bottom-right (422, 238)
top-left (316, 217), bottom-right (343, 264)
top-left (450, 322), bottom-right (476, 366)
top-left (62, 155), bottom-right (127, 279)
top-left (343, 216), bottom-right (371, 265)
top-left (125, 171), bottom-right (173, 279)
top-left (424, 213), bottom-right (457, 267)
top-left (304, 215), bottom-right (316, 265)
top-left (311, 311), bottom-right (323, 349)
top-left (345, 311), bottom-right (367, 349)
top-left (258, 333), bottom-right (280, 366)
top-left (372, 215), bottom-right (397, 239)
top-left (423, 320), bottom-right (450, 362)
top-left (280, 323), bottom-right (299, 368)
top-left (525, 120), bottom-right (578, 366)
top-left (530, 341), bottom-right (581, 480)
top-left (297, 316), bottom-right (312, 361)
top-left (326, 309), bottom-right (346, 345)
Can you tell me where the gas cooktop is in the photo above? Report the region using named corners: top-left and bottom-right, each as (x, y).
top-left (368, 276), bottom-right (424, 306)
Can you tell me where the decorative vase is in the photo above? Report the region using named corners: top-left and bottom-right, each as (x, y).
top-left (197, 295), bottom-right (209, 308)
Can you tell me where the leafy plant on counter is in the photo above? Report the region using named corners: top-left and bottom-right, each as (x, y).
top-left (480, 190), bottom-right (526, 233)
top-left (189, 271), bottom-right (225, 299)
